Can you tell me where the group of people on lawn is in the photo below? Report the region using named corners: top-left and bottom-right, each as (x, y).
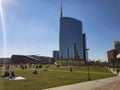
top-left (1, 71), bottom-right (15, 79)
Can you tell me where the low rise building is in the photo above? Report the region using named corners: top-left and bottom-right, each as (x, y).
top-left (10, 55), bottom-right (55, 64)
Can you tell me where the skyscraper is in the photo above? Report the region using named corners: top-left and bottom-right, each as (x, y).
top-left (59, 1), bottom-right (86, 60)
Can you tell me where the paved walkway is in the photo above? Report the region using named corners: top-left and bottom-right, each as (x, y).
top-left (44, 76), bottom-right (120, 90)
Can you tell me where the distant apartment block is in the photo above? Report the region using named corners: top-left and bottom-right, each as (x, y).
top-left (107, 41), bottom-right (120, 64)
top-left (53, 51), bottom-right (59, 60)
top-left (114, 41), bottom-right (120, 53)
top-left (107, 49), bottom-right (117, 63)
top-left (0, 58), bottom-right (10, 64)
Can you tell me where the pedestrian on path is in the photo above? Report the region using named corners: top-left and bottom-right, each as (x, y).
top-left (116, 69), bottom-right (119, 75)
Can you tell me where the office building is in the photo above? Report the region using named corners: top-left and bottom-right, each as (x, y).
top-left (59, 2), bottom-right (86, 60)
top-left (53, 51), bottom-right (59, 60)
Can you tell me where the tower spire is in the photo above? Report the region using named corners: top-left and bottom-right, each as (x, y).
top-left (60, 0), bottom-right (63, 18)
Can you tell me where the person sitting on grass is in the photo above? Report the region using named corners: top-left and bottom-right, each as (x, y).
top-left (8, 71), bottom-right (16, 80)
top-left (70, 67), bottom-right (72, 72)
top-left (32, 70), bottom-right (38, 74)
top-left (11, 71), bottom-right (15, 78)
top-left (1, 71), bottom-right (10, 78)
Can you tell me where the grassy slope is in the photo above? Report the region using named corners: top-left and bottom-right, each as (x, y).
top-left (0, 66), bottom-right (116, 90)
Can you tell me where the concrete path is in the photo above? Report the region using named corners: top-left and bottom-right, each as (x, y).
top-left (44, 76), bottom-right (120, 90)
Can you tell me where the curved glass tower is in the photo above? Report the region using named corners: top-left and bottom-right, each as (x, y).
top-left (59, 3), bottom-right (85, 60)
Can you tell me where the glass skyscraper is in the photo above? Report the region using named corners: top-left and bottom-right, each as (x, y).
top-left (59, 3), bottom-right (86, 60)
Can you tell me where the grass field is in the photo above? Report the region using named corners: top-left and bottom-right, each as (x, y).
top-left (0, 65), bottom-right (116, 90)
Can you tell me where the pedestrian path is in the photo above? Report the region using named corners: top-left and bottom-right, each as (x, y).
top-left (108, 68), bottom-right (120, 75)
top-left (44, 76), bottom-right (120, 90)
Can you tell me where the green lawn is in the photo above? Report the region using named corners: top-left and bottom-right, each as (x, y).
top-left (0, 65), bottom-right (116, 90)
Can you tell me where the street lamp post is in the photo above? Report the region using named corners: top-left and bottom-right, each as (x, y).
top-left (86, 49), bottom-right (91, 80)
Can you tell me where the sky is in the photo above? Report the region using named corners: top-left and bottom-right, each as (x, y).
top-left (0, 0), bottom-right (120, 61)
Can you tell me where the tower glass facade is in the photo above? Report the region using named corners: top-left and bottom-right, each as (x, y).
top-left (59, 17), bottom-right (84, 60)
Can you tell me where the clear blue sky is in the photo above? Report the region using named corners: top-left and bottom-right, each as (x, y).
top-left (0, 0), bottom-right (120, 61)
